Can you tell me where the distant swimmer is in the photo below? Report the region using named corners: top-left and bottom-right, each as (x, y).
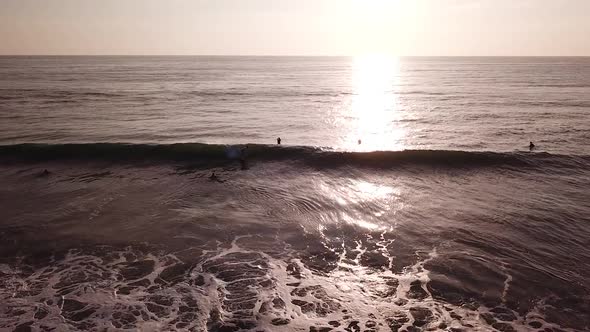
top-left (529, 141), bottom-right (535, 151)
top-left (277, 137), bottom-right (281, 145)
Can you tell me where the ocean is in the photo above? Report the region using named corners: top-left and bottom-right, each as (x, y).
top-left (0, 56), bottom-right (589, 331)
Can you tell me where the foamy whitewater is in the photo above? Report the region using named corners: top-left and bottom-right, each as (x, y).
top-left (0, 56), bottom-right (589, 332)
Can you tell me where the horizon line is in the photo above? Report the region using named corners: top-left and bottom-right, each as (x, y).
top-left (1, 54), bottom-right (590, 57)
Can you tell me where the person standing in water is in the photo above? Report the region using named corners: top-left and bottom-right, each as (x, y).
top-left (529, 141), bottom-right (535, 151)
top-left (239, 145), bottom-right (248, 170)
top-left (277, 137), bottom-right (281, 145)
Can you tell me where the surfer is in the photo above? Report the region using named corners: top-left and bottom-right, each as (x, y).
top-left (358, 139), bottom-right (362, 145)
top-left (529, 141), bottom-right (535, 151)
top-left (209, 171), bottom-right (226, 183)
top-left (277, 137), bottom-right (281, 145)
top-left (39, 169), bottom-right (50, 177)
top-left (240, 145), bottom-right (248, 170)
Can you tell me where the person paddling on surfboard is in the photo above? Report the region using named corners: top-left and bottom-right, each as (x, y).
top-left (209, 171), bottom-right (225, 183)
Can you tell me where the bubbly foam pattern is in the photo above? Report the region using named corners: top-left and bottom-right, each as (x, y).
top-left (0, 236), bottom-right (578, 331)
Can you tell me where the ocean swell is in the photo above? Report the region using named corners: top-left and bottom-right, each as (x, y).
top-left (0, 143), bottom-right (588, 170)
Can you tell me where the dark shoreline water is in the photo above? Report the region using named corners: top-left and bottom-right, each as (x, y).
top-left (1, 144), bottom-right (589, 331)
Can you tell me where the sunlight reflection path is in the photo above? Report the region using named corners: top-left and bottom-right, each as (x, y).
top-left (339, 55), bottom-right (406, 151)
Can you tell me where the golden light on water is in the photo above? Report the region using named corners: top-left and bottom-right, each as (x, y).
top-left (317, 177), bottom-right (401, 231)
top-left (343, 54), bottom-right (406, 151)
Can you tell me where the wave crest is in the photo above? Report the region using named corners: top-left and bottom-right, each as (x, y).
top-left (0, 143), bottom-right (587, 170)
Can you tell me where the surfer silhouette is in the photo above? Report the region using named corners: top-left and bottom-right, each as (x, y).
top-left (358, 139), bottom-right (362, 145)
top-left (529, 141), bottom-right (535, 151)
top-left (277, 137), bottom-right (281, 145)
top-left (240, 145), bottom-right (248, 170)
top-left (209, 172), bottom-right (224, 182)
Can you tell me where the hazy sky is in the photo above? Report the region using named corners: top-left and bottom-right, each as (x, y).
top-left (1, 0), bottom-right (589, 56)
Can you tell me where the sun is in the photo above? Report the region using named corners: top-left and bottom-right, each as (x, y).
top-left (352, 0), bottom-right (400, 12)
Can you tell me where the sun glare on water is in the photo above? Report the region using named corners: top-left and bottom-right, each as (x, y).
top-left (342, 54), bottom-right (405, 151)
top-left (317, 177), bottom-right (401, 231)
